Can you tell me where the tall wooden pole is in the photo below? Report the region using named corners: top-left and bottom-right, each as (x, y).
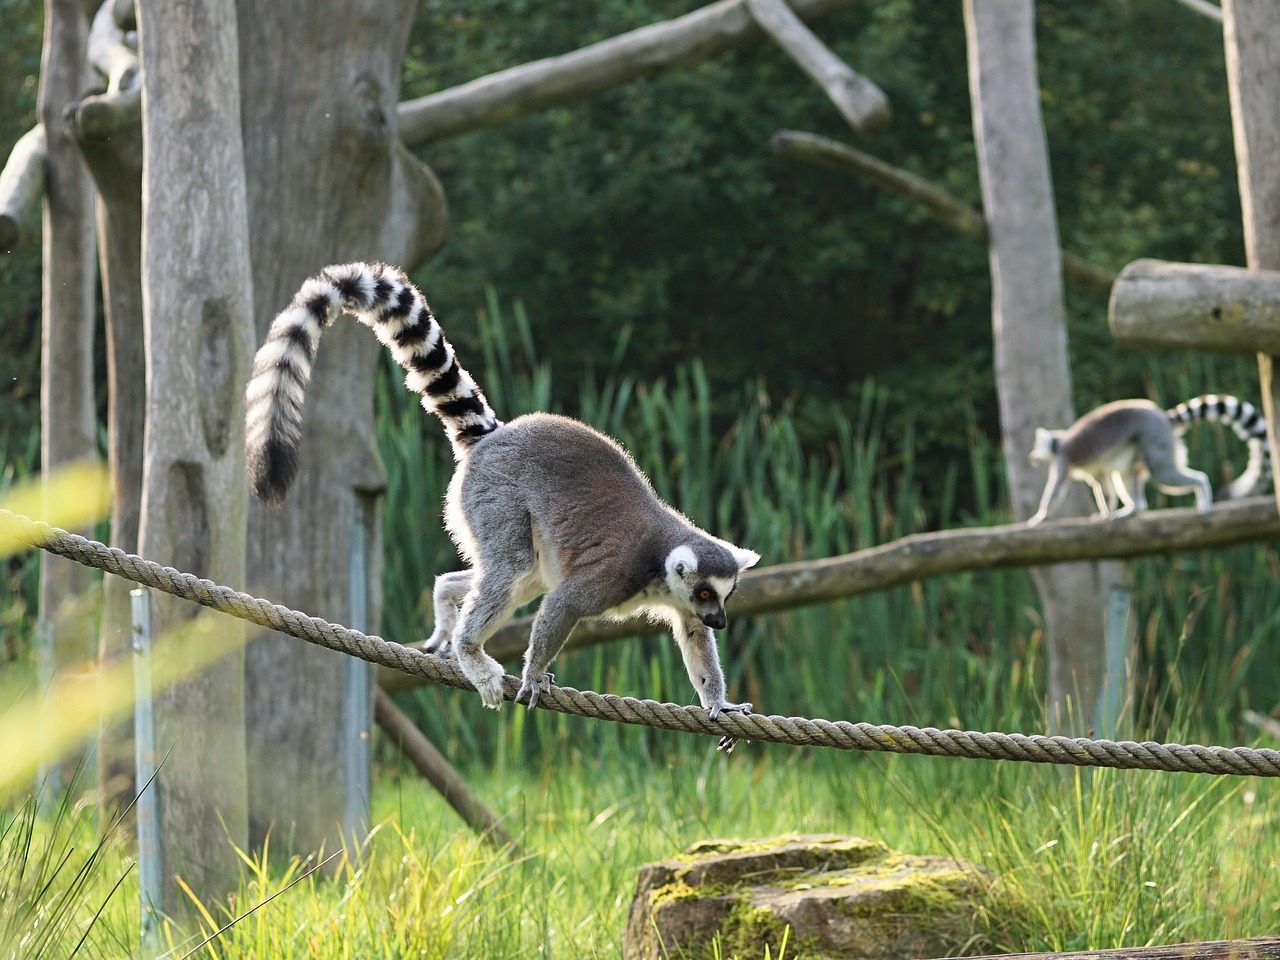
top-left (136, 0), bottom-right (253, 912)
top-left (964, 0), bottom-right (1126, 734)
top-left (1222, 0), bottom-right (1280, 513)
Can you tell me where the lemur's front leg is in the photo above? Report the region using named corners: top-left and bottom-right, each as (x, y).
top-left (672, 615), bottom-right (752, 719)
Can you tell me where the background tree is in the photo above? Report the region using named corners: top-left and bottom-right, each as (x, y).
top-left (134, 0), bottom-right (252, 910)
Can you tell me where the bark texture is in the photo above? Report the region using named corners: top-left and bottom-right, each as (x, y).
top-left (136, 0), bottom-right (253, 912)
top-left (235, 0), bottom-right (447, 860)
top-left (0, 125), bottom-right (46, 250)
top-left (745, 0), bottom-right (890, 133)
top-left (964, 0), bottom-right (1123, 734)
top-left (1110, 258), bottom-right (1280, 354)
top-left (38, 0), bottom-right (101, 789)
top-left (1222, 0), bottom-right (1280, 514)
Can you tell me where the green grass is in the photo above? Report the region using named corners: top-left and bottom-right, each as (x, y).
top-left (8, 294), bottom-right (1280, 956)
top-left (22, 739), bottom-right (1280, 958)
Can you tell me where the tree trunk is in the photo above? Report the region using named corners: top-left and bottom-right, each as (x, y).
top-left (235, 0), bottom-right (448, 860)
top-left (136, 0), bottom-right (252, 914)
top-left (1222, 0), bottom-right (1280, 514)
top-left (963, 0), bottom-right (1125, 735)
top-left (71, 105), bottom-right (144, 808)
top-left (37, 0), bottom-right (101, 794)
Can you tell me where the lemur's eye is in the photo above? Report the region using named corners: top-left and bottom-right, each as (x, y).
top-left (696, 588), bottom-right (713, 602)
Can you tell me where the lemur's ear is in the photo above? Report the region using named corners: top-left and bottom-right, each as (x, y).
top-left (666, 545), bottom-right (698, 579)
top-left (731, 546), bottom-right (760, 571)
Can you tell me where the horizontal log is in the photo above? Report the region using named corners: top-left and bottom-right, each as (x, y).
top-left (0, 125), bottom-right (47, 252)
top-left (745, 0), bottom-right (889, 133)
top-left (397, 0), bottom-right (856, 147)
top-left (1109, 258), bottom-right (1280, 354)
top-left (771, 129), bottom-right (1115, 295)
top-left (945, 935), bottom-right (1280, 960)
top-left (380, 496), bottom-right (1280, 692)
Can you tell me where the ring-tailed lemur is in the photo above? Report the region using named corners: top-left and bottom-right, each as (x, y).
top-left (1026, 394), bottom-right (1270, 526)
top-left (245, 262), bottom-right (759, 734)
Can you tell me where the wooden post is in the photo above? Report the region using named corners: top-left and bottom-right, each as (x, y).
top-left (964, 0), bottom-right (1123, 734)
top-left (1109, 259), bottom-right (1280, 353)
top-left (136, 0), bottom-right (253, 913)
top-left (37, 0), bottom-right (100, 796)
top-left (1222, 0), bottom-right (1280, 514)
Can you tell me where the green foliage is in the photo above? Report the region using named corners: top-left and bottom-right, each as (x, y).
top-left (405, 0), bottom-right (1243, 477)
top-left (30, 745), bottom-right (1280, 958)
top-left (379, 292), bottom-right (1280, 769)
top-left (0, 777), bottom-right (133, 960)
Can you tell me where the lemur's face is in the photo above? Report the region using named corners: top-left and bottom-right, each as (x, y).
top-left (664, 545), bottom-right (747, 630)
top-left (1029, 428), bottom-right (1059, 465)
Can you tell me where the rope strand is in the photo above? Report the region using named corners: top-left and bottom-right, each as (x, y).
top-left (5, 508), bottom-right (1278, 778)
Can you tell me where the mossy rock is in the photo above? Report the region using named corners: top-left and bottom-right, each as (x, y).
top-left (623, 834), bottom-right (992, 960)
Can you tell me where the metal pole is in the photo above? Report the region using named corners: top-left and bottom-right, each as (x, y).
top-left (34, 617), bottom-right (61, 805)
top-left (343, 496), bottom-right (372, 851)
top-left (1095, 583), bottom-right (1134, 740)
top-left (131, 588), bottom-right (162, 950)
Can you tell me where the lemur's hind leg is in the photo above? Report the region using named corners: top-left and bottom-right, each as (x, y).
top-left (1146, 441), bottom-right (1212, 512)
top-left (451, 568), bottom-right (532, 709)
top-left (424, 569), bottom-right (473, 657)
top-left (1084, 474), bottom-right (1112, 518)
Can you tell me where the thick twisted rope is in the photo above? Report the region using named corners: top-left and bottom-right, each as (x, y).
top-left (7, 507), bottom-right (1280, 778)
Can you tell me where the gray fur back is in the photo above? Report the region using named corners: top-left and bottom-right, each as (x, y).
top-left (1058, 400), bottom-right (1169, 465)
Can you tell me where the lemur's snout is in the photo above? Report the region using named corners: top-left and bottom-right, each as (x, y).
top-left (701, 610), bottom-right (726, 630)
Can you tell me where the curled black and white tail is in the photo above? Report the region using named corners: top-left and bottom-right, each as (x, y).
top-left (1168, 394), bottom-right (1271, 500)
top-left (244, 261), bottom-right (503, 505)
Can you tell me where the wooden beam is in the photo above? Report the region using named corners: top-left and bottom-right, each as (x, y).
top-left (770, 129), bottom-right (1115, 296)
top-left (396, 0), bottom-right (856, 147)
top-left (1223, 0), bottom-right (1280, 515)
top-left (745, 0), bottom-right (889, 133)
top-left (1109, 258), bottom-right (1280, 354)
top-left (381, 496), bottom-right (1280, 693)
top-left (0, 125), bottom-right (46, 251)
top-left (944, 935), bottom-right (1280, 960)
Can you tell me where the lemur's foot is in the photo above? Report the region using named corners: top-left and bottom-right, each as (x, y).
top-left (517, 672), bottom-right (555, 711)
top-left (1026, 513), bottom-right (1046, 527)
top-left (423, 630), bottom-right (455, 658)
top-left (708, 700), bottom-right (752, 721)
top-left (709, 701), bottom-right (752, 755)
top-left (458, 656), bottom-right (506, 710)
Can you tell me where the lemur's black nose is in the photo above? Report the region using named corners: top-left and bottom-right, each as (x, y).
top-left (701, 610), bottom-right (726, 630)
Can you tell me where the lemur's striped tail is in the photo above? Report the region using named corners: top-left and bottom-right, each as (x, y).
top-left (244, 261), bottom-right (502, 505)
top-left (1167, 394), bottom-right (1271, 500)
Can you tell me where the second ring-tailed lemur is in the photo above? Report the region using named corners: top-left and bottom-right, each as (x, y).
top-left (245, 261), bottom-right (759, 726)
top-left (1027, 394), bottom-right (1270, 526)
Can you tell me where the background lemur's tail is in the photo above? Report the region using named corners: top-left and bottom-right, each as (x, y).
top-left (1167, 394), bottom-right (1271, 500)
top-left (244, 261), bottom-right (503, 505)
